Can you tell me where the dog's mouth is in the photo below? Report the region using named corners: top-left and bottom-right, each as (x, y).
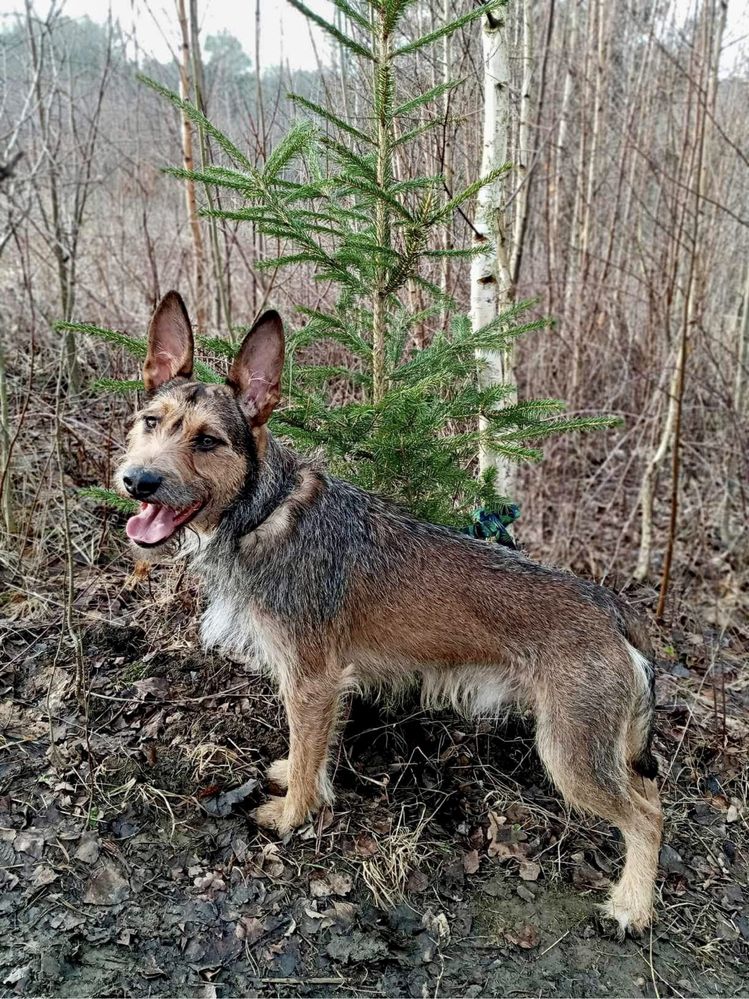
top-left (126, 500), bottom-right (205, 548)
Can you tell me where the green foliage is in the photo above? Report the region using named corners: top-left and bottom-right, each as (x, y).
top-left (71, 0), bottom-right (618, 524)
top-left (79, 486), bottom-right (138, 514)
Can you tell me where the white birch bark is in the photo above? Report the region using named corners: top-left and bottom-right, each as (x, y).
top-left (472, 9), bottom-right (516, 499)
top-left (177, 0), bottom-right (207, 330)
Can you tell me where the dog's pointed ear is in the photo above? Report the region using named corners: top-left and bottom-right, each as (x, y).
top-left (143, 291), bottom-right (194, 392)
top-left (227, 310), bottom-right (285, 426)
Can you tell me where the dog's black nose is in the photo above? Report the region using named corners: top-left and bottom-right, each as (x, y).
top-left (123, 468), bottom-right (163, 500)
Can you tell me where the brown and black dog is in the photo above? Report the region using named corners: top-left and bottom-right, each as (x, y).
top-left (118, 290), bottom-right (662, 934)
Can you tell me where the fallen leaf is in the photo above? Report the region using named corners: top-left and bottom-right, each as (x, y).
top-left (3, 966), bottom-right (30, 986)
top-left (328, 871), bottom-right (352, 896)
top-left (201, 778), bottom-right (258, 817)
top-left (83, 865), bottom-right (130, 905)
top-left (14, 831), bottom-right (44, 859)
top-left (141, 955), bottom-right (167, 978)
top-left (463, 850), bottom-right (480, 875)
top-left (406, 869), bottom-right (429, 893)
top-left (249, 843), bottom-right (284, 879)
top-left (30, 865), bottom-right (57, 888)
top-left (141, 710), bottom-right (165, 740)
top-left (519, 861), bottom-right (541, 882)
top-left (487, 812), bottom-right (528, 861)
top-left (132, 677), bottom-right (170, 700)
top-left (310, 878), bottom-right (332, 898)
top-left (329, 900), bottom-right (357, 929)
top-left (505, 923), bottom-right (540, 949)
top-left (422, 909), bottom-right (451, 945)
top-left (235, 916), bottom-right (265, 944)
top-left (0, 840), bottom-right (16, 867)
top-left (354, 832), bottom-right (378, 858)
top-left (74, 833), bottom-right (101, 865)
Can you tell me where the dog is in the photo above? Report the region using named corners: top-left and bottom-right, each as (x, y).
top-left (117, 290), bottom-right (662, 934)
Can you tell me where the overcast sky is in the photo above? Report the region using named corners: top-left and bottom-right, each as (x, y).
top-left (0, 0), bottom-right (333, 71)
top-left (1, 1), bottom-right (747, 75)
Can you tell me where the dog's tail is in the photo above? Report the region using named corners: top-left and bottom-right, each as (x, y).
top-left (624, 639), bottom-right (659, 780)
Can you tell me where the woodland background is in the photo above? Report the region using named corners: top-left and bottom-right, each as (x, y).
top-left (0, 1), bottom-right (747, 996)
top-left (0, 0), bottom-right (747, 606)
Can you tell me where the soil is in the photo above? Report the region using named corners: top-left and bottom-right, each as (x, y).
top-left (1, 559), bottom-right (748, 998)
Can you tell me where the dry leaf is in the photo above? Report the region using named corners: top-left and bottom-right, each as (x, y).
top-left (328, 871), bottom-right (352, 895)
top-left (422, 909), bottom-right (451, 946)
top-left (463, 850), bottom-right (480, 875)
top-left (250, 842), bottom-right (284, 879)
top-left (310, 877), bottom-right (332, 898)
top-left (505, 923), bottom-right (540, 949)
top-left (201, 778), bottom-right (258, 817)
top-left (235, 916), bottom-right (265, 944)
top-left (30, 865), bottom-right (57, 888)
top-left (354, 832), bottom-right (378, 857)
top-left (14, 831), bottom-right (44, 859)
top-left (74, 832), bottom-right (101, 865)
top-left (329, 900), bottom-right (357, 928)
top-left (519, 861), bottom-right (541, 882)
top-left (406, 868), bottom-right (429, 893)
top-left (83, 865), bottom-right (130, 905)
top-left (132, 677), bottom-right (170, 700)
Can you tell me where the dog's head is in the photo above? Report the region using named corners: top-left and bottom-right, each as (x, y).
top-left (118, 291), bottom-right (284, 550)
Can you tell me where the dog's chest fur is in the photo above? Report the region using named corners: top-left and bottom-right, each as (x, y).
top-left (192, 538), bottom-right (291, 675)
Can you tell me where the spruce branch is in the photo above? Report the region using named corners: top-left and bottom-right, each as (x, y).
top-left (55, 321), bottom-right (147, 357)
top-left (79, 486), bottom-right (138, 514)
top-left (289, 94), bottom-right (374, 146)
top-left (393, 2), bottom-right (501, 57)
top-left (285, 0), bottom-right (375, 59)
top-left (138, 74), bottom-right (255, 171)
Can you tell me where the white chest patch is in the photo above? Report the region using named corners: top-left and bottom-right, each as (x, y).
top-left (200, 593), bottom-right (287, 676)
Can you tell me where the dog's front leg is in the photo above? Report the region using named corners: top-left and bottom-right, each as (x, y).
top-left (254, 656), bottom-right (340, 835)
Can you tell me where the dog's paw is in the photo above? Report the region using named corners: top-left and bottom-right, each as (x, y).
top-left (598, 895), bottom-right (652, 937)
top-left (266, 758), bottom-right (289, 789)
top-left (252, 796), bottom-right (291, 832)
top-left (252, 795), bottom-right (310, 835)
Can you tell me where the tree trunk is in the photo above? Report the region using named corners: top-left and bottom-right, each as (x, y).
top-left (0, 341), bottom-right (14, 535)
top-left (176, 0), bottom-right (207, 330)
top-left (472, 6), bottom-right (517, 499)
top-left (372, 11), bottom-right (393, 404)
top-left (188, 0), bottom-right (230, 331)
top-left (634, 0), bottom-right (726, 593)
top-left (719, 263), bottom-right (749, 543)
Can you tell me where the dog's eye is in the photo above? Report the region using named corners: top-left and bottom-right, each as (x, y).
top-left (143, 415), bottom-right (159, 430)
top-left (195, 434), bottom-right (219, 451)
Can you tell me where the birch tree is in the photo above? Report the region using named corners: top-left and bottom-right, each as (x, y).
top-left (472, 1), bottom-right (533, 500)
top-left (472, 6), bottom-right (513, 496)
top-left (176, 0), bottom-right (207, 330)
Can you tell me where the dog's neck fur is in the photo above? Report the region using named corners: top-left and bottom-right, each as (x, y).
top-left (212, 431), bottom-right (304, 547)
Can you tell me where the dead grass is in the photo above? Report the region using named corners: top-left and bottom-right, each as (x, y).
top-left (358, 805), bottom-right (435, 909)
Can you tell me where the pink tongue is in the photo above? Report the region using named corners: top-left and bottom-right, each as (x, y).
top-left (126, 503), bottom-right (180, 545)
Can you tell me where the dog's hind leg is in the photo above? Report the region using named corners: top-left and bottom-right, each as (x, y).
top-left (534, 696), bottom-right (661, 934)
top-left (254, 646), bottom-right (341, 834)
top-left (601, 776), bottom-right (662, 933)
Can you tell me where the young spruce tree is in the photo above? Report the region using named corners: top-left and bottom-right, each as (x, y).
top-left (60, 0), bottom-right (615, 528)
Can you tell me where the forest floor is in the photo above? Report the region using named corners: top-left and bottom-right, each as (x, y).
top-left (1, 547), bottom-right (748, 999)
